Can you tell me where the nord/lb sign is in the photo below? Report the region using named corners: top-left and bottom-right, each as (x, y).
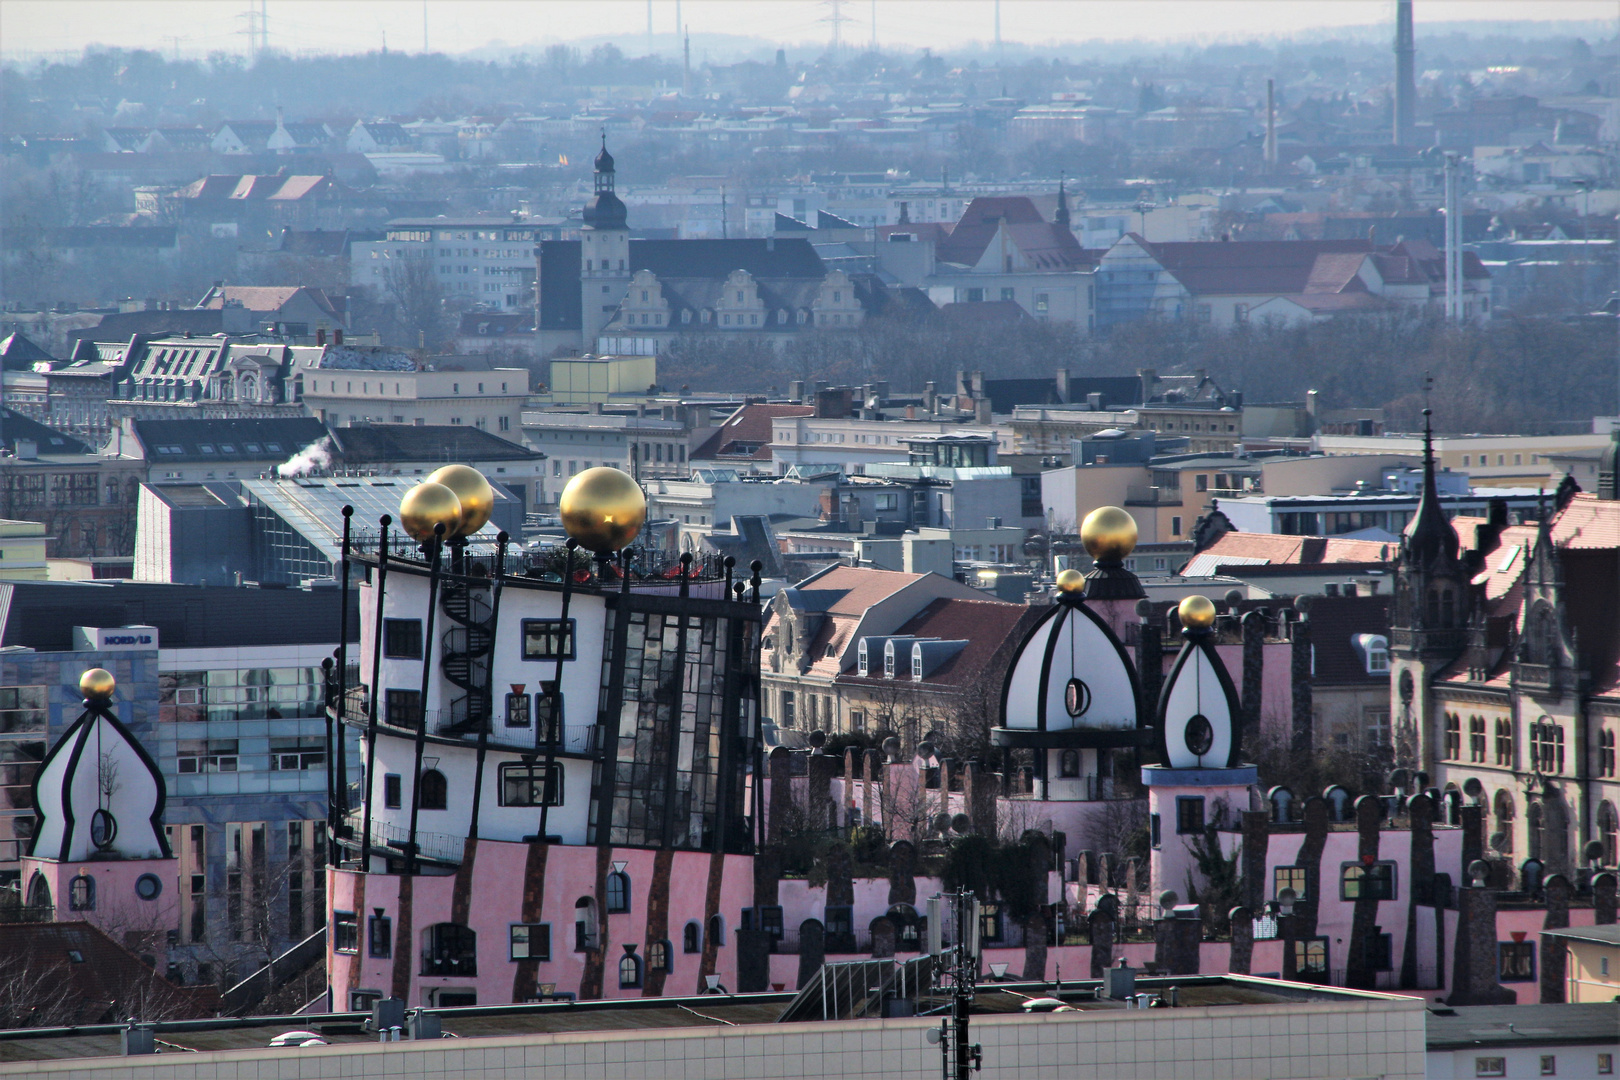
top-left (72, 625), bottom-right (160, 652)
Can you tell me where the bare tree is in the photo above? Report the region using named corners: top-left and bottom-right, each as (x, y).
top-left (383, 255), bottom-right (449, 349)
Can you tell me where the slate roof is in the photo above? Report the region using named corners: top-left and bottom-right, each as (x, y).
top-left (0, 922), bottom-right (217, 1025)
top-left (69, 309), bottom-right (226, 345)
top-left (0, 409), bottom-right (94, 455)
top-left (1425, 1003), bottom-right (1619, 1051)
top-left (836, 597), bottom-right (1037, 688)
top-left (691, 402), bottom-right (813, 462)
top-left (328, 423), bottom-right (544, 464)
top-left (935, 196), bottom-right (1088, 271)
top-left (132, 417), bottom-right (327, 464)
top-left (1299, 593), bottom-right (1393, 687)
top-left (0, 332), bottom-right (56, 369)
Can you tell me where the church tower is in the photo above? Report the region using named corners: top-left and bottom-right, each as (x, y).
top-left (580, 134), bottom-right (631, 347)
top-left (1389, 409), bottom-right (1473, 776)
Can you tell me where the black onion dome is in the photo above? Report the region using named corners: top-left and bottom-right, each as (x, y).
top-left (583, 191), bottom-right (627, 229)
top-left (594, 143), bottom-right (615, 174)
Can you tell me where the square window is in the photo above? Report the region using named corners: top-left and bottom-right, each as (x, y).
top-left (1598, 1053), bottom-right (1613, 1075)
top-left (334, 911), bottom-right (359, 954)
top-left (383, 774), bottom-right (401, 809)
top-left (522, 619), bottom-right (576, 661)
top-left (1541, 1056), bottom-right (1556, 1076)
top-left (1499, 941), bottom-right (1536, 982)
top-left (384, 619), bottom-right (423, 659)
top-left (510, 923), bottom-right (551, 961)
top-left (1475, 1058), bottom-right (1506, 1078)
top-left (1274, 866), bottom-right (1307, 901)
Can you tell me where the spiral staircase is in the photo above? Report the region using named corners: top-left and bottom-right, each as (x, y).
top-left (438, 579), bottom-right (495, 737)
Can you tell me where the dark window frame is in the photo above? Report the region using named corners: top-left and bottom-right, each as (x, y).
top-left (383, 773), bottom-right (402, 809)
top-left (509, 923), bottom-right (551, 962)
top-left (1498, 940), bottom-right (1536, 982)
top-left (1176, 796), bottom-right (1205, 835)
top-left (334, 910), bottom-right (359, 954)
top-left (368, 913), bottom-right (392, 958)
top-left (521, 618), bottom-right (576, 661)
top-left (1341, 861), bottom-right (1397, 901)
top-left (383, 619), bottom-right (424, 659)
top-left (498, 762), bottom-right (563, 807)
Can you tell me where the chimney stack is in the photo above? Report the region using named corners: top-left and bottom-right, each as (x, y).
top-left (1393, 1), bottom-right (1415, 147)
top-left (1265, 79), bottom-right (1278, 168)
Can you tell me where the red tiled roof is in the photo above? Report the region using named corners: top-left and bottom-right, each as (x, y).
top-left (0, 921), bottom-right (217, 1024)
top-left (937, 196), bottom-right (1087, 270)
top-left (1187, 531), bottom-right (1395, 570)
top-left (1135, 237), bottom-right (1374, 295)
top-left (1550, 492), bottom-right (1620, 549)
top-left (691, 402), bottom-right (813, 463)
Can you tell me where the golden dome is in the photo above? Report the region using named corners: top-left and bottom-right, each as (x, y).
top-left (1178, 594), bottom-right (1217, 631)
top-left (426, 465), bottom-right (495, 537)
top-left (79, 667), bottom-right (116, 701)
top-left (398, 481), bottom-right (463, 543)
top-left (1055, 568), bottom-right (1086, 595)
top-left (1080, 505), bottom-right (1138, 562)
top-left (559, 467), bottom-right (647, 554)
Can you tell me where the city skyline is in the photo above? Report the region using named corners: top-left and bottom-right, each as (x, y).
top-left (2, 0), bottom-right (1615, 62)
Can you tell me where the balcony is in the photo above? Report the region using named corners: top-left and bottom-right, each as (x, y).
top-left (1124, 484), bottom-right (1181, 507)
top-left (347, 814), bottom-right (467, 866)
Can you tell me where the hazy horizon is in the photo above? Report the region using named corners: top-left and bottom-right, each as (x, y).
top-left (2, 0), bottom-right (1616, 64)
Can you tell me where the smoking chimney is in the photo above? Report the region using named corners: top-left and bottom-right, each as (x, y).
top-left (1394, 0), bottom-right (1415, 147)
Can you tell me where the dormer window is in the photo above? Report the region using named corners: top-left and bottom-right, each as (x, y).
top-left (911, 645), bottom-right (923, 680)
top-left (857, 640), bottom-right (869, 675)
top-left (883, 642), bottom-right (896, 678)
top-left (701, 310), bottom-right (711, 323)
top-left (1352, 634), bottom-right (1389, 675)
top-left (682, 310), bottom-right (692, 324)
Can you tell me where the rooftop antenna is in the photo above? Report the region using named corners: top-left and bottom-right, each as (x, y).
top-left (683, 27), bottom-right (691, 96)
top-left (423, 0), bottom-right (429, 53)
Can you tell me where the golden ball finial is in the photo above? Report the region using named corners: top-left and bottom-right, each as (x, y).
top-left (559, 467), bottom-right (647, 554)
top-left (398, 481), bottom-right (463, 543)
top-left (1178, 594), bottom-right (1217, 631)
top-left (426, 465), bottom-right (495, 537)
top-left (1055, 568), bottom-right (1086, 595)
top-left (80, 667), bottom-right (116, 702)
top-left (1080, 505), bottom-right (1138, 562)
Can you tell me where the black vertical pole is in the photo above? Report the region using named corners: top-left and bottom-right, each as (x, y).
top-left (359, 515), bottom-right (391, 871)
top-left (333, 505), bottom-right (353, 859)
top-left (405, 523), bottom-right (446, 877)
top-left (537, 538), bottom-right (578, 842)
top-left (321, 656), bottom-right (336, 861)
top-left (468, 531), bottom-right (509, 841)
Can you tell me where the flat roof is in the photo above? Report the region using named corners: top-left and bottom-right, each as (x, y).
top-left (1425, 1003), bottom-right (1619, 1051)
top-left (1541, 924), bottom-right (1620, 946)
top-left (0, 975), bottom-right (1419, 1064)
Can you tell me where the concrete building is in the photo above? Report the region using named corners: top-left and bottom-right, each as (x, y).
top-left (302, 363), bottom-right (529, 435)
top-left (352, 218), bottom-right (541, 314)
top-left (521, 407), bottom-right (692, 504)
top-left (0, 518), bottom-right (49, 580)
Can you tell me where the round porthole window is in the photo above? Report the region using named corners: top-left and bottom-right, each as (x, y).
top-left (135, 873), bottom-right (162, 901)
top-left (90, 808), bottom-right (117, 851)
top-left (1184, 714), bottom-right (1215, 757)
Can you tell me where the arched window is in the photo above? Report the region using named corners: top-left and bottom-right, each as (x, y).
top-left (1468, 716), bottom-right (1486, 763)
top-left (418, 769), bottom-right (448, 810)
top-left (1493, 790), bottom-right (1515, 853)
top-left (69, 874), bottom-right (95, 912)
top-left (647, 939), bottom-right (671, 972)
top-left (1059, 750), bottom-right (1080, 778)
top-left (708, 914), bottom-right (725, 948)
top-left (26, 872), bottom-right (51, 910)
top-left (1599, 801), bottom-right (1618, 867)
top-left (605, 871), bottom-right (630, 914)
top-left (1444, 713), bottom-right (1461, 760)
top-left (618, 951), bottom-right (642, 988)
top-left (1495, 719), bottom-right (1514, 766)
top-left (683, 921), bottom-right (702, 954)
top-left (574, 898), bottom-right (598, 951)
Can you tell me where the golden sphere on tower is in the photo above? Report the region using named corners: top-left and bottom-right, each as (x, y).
top-left (79, 667), bottom-right (116, 701)
top-left (559, 466), bottom-right (647, 554)
top-left (1055, 568), bottom-right (1086, 595)
top-left (1080, 505), bottom-right (1138, 562)
top-left (1178, 594), bottom-right (1218, 631)
top-left (398, 481), bottom-right (463, 543)
top-left (426, 464), bottom-right (495, 537)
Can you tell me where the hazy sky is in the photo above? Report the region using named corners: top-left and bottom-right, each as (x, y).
top-left (2, 0), bottom-right (1615, 61)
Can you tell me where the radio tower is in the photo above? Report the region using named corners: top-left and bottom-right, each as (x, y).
top-left (237, 0), bottom-right (268, 64)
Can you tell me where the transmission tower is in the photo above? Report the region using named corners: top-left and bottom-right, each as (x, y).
top-left (819, 0), bottom-right (850, 56)
top-left (237, 0), bottom-right (268, 64)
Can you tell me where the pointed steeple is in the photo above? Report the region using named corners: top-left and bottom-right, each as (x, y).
top-left (1404, 407), bottom-right (1459, 569)
top-left (1054, 173), bottom-right (1070, 228)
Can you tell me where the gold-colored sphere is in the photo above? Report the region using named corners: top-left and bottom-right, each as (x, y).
top-left (1055, 568), bottom-right (1086, 594)
top-left (1080, 505), bottom-right (1138, 562)
top-left (398, 481), bottom-right (463, 543)
top-left (559, 467), bottom-right (647, 554)
top-left (426, 464), bottom-right (495, 537)
top-left (1178, 594), bottom-right (1218, 631)
top-left (80, 668), bottom-right (116, 701)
